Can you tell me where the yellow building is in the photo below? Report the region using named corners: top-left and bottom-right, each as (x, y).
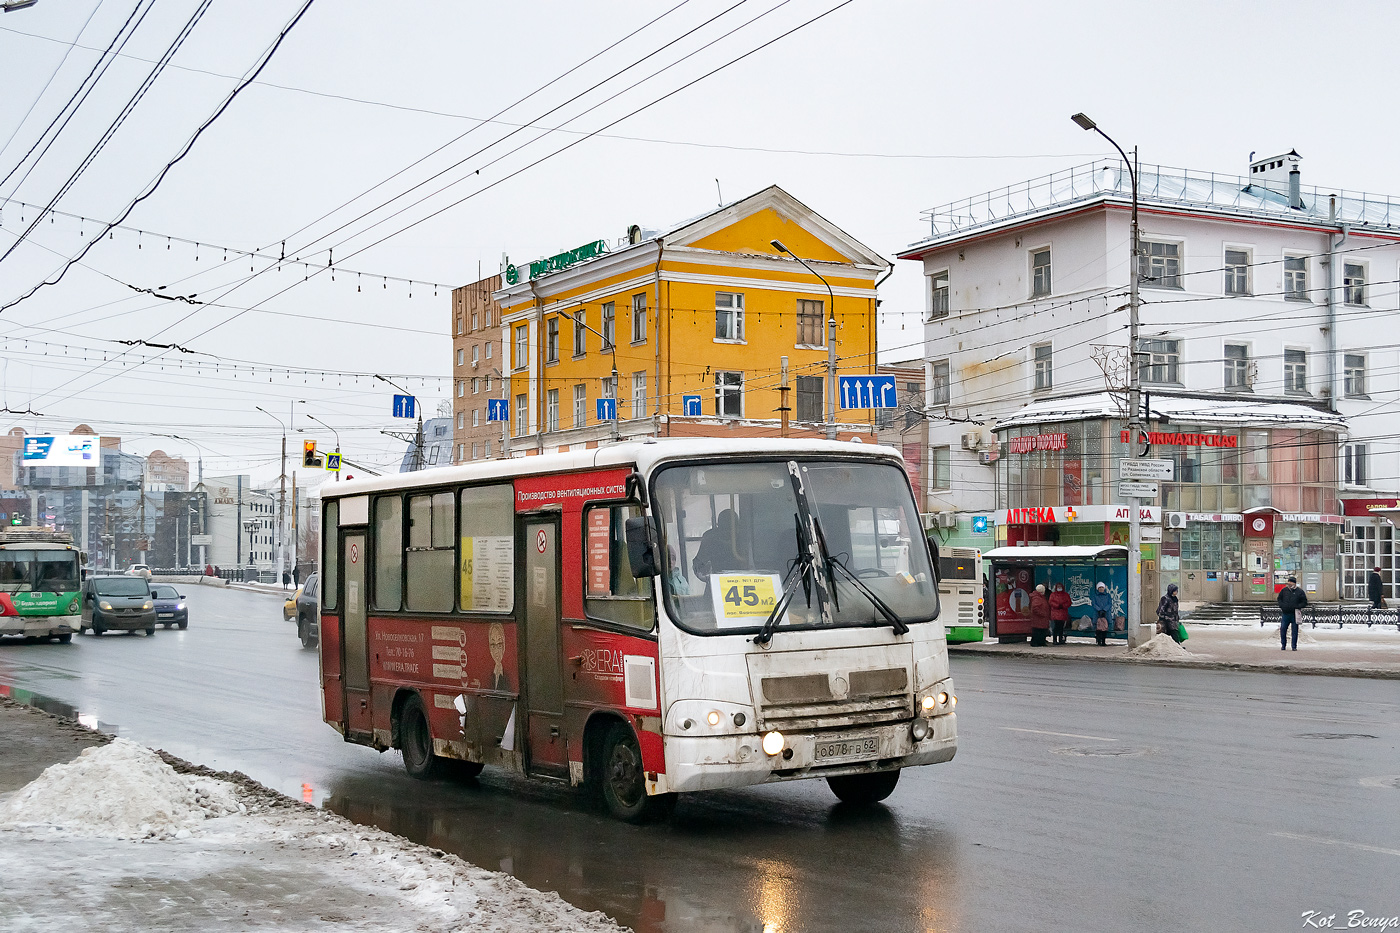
top-left (496, 186), bottom-right (890, 453)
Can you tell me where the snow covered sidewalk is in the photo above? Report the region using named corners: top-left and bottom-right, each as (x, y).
top-left (0, 736), bottom-right (627, 933)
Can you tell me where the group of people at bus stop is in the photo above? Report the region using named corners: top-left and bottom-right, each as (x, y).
top-left (1025, 581), bottom-right (1116, 647)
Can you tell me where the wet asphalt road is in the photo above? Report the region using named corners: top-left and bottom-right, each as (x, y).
top-left (2, 584), bottom-right (1398, 933)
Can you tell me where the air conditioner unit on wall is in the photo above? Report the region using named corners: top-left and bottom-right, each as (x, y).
top-left (938, 512), bottom-right (958, 528)
top-left (1167, 512), bottom-right (1187, 529)
top-left (961, 432), bottom-right (979, 450)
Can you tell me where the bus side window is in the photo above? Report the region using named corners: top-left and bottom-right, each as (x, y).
top-left (458, 484), bottom-right (514, 614)
top-left (322, 500), bottom-right (338, 611)
top-left (372, 495), bottom-right (403, 611)
top-left (405, 491), bottom-right (454, 612)
top-left (584, 503), bottom-right (654, 631)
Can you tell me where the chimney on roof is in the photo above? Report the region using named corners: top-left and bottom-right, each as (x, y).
top-left (1248, 150), bottom-right (1303, 204)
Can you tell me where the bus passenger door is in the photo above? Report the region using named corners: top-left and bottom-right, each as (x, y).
top-left (342, 532), bottom-right (372, 741)
top-left (520, 515), bottom-right (567, 778)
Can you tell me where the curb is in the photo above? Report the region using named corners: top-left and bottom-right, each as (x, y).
top-left (947, 644), bottom-right (1400, 680)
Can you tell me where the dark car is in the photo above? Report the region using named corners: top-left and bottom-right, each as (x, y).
top-left (295, 572), bottom-right (319, 649)
top-left (82, 575), bottom-right (156, 636)
top-left (149, 584), bottom-right (188, 629)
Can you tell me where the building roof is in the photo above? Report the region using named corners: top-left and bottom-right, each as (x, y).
top-left (992, 391), bottom-right (1347, 432)
top-left (899, 159), bottom-right (1400, 257)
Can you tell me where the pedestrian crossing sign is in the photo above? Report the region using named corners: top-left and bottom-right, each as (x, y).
top-left (325, 453), bottom-right (342, 472)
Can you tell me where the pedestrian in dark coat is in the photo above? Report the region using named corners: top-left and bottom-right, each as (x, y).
top-left (1048, 583), bottom-right (1072, 644)
top-left (1156, 583), bottom-right (1182, 642)
top-left (1091, 582), bottom-right (1113, 646)
top-left (1277, 576), bottom-right (1308, 651)
top-left (1029, 584), bottom-right (1051, 646)
top-left (1368, 567), bottom-right (1385, 609)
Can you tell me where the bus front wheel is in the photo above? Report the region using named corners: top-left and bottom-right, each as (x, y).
top-left (600, 722), bottom-right (675, 824)
top-left (827, 768), bottom-right (901, 805)
top-left (399, 694), bottom-right (443, 780)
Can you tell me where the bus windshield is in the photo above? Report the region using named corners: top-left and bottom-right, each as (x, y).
top-left (653, 459), bottom-right (937, 635)
top-left (0, 550), bottom-right (81, 594)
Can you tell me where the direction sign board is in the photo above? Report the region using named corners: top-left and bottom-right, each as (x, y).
top-left (392, 394), bottom-right (416, 419)
top-left (190, 534), bottom-right (214, 546)
top-left (682, 395), bottom-right (702, 416)
top-left (1119, 458), bottom-right (1174, 481)
top-left (1118, 481), bottom-right (1159, 498)
top-left (486, 399), bottom-right (508, 422)
top-left (839, 374), bottom-right (897, 410)
top-left (596, 398), bottom-right (617, 422)
top-left (324, 452), bottom-right (342, 472)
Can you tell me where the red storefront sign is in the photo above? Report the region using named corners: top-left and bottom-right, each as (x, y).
top-left (1342, 498), bottom-right (1400, 516)
top-left (1119, 430), bottom-right (1238, 448)
top-left (1008, 433), bottom-right (1068, 454)
top-left (1244, 512), bottom-right (1274, 537)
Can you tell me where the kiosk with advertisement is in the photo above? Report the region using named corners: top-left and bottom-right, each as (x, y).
top-left (983, 545), bottom-right (1128, 642)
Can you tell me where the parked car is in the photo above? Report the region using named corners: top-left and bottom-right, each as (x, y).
top-left (82, 575), bottom-right (156, 636)
top-left (283, 585), bottom-right (303, 622)
top-left (126, 563), bottom-right (151, 580)
top-left (149, 584), bottom-right (188, 629)
top-left (295, 572), bottom-right (319, 649)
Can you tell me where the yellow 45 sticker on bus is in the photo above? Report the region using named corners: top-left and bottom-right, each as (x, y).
top-left (710, 573), bottom-right (785, 628)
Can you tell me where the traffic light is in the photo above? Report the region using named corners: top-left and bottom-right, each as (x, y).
top-left (303, 440), bottom-right (318, 468)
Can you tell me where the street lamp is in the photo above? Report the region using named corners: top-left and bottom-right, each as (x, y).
top-left (771, 239), bottom-right (838, 441)
top-left (555, 309), bottom-right (620, 443)
top-left (1071, 112), bottom-right (1145, 648)
top-left (254, 406), bottom-right (288, 588)
top-left (375, 374), bottom-right (424, 470)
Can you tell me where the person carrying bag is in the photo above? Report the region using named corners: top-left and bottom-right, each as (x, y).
top-left (1156, 583), bottom-right (1183, 643)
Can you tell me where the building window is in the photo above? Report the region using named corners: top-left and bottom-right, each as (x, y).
top-left (715, 371), bottom-right (742, 417)
top-left (1345, 353), bottom-right (1366, 397)
top-left (456, 314), bottom-right (463, 335)
top-left (470, 311), bottom-right (478, 331)
top-left (471, 443), bottom-right (478, 460)
top-left (472, 345), bottom-right (479, 365)
top-left (796, 299), bottom-right (824, 346)
top-left (1344, 263), bottom-right (1366, 306)
top-left (472, 377), bottom-right (480, 394)
top-left (1139, 241), bottom-right (1182, 289)
top-left (545, 317), bottom-right (558, 363)
top-left (513, 325), bottom-right (528, 370)
top-left (931, 446), bottom-right (951, 491)
top-left (1033, 344), bottom-right (1052, 391)
top-left (1284, 348), bottom-right (1308, 394)
top-left (631, 294), bottom-right (647, 343)
top-left (456, 348), bottom-right (464, 366)
top-left (457, 444), bottom-right (464, 461)
top-left (514, 393), bottom-right (528, 436)
top-left (1284, 254), bottom-right (1309, 301)
top-left (573, 384), bottom-right (586, 427)
top-left (1031, 248), bottom-right (1051, 297)
top-left (1139, 338), bottom-right (1181, 384)
top-left (1224, 248), bottom-right (1250, 296)
top-left (715, 292), bottom-right (744, 341)
top-left (485, 342), bottom-right (491, 359)
top-left (631, 372), bottom-right (647, 419)
top-left (929, 271), bottom-right (950, 320)
top-left (573, 310), bottom-right (586, 356)
top-left (472, 409), bottom-right (479, 428)
top-left (484, 374), bottom-right (491, 391)
top-left (902, 381), bottom-right (921, 430)
top-left (1224, 344), bottom-right (1250, 390)
top-left (456, 411), bottom-right (464, 430)
top-left (485, 439), bottom-right (492, 457)
top-left (601, 375), bottom-right (615, 402)
top-left (930, 360), bottom-right (950, 405)
top-left (601, 301), bottom-right (615, 350)
top-left (1343, 443), bottom-right (1367, 486)
top-left (796, 375), bottom-right (823, 422)
top-left (546, 388), bottom-right (559, 432)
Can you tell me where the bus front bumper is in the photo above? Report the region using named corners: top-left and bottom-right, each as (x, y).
top-left (663, 713), bottom-right (957, 794)
top-left (0, 614), bottom-right (79, 637)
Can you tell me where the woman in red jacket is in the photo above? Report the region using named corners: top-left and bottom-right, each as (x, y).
top-left (1048, 582), bottom-right (1072, 644)
top-left (1029, 584), bottom-right (1051, 646)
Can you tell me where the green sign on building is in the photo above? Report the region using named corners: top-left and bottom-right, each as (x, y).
top-left (504, 239), bottom-right (608, 285)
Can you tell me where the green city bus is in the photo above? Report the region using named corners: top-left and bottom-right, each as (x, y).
top-left (0, 528), bottom-right (85, 643)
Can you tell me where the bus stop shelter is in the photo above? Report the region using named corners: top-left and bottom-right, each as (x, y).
top-left (983, 545), bottom-right (1128, 642)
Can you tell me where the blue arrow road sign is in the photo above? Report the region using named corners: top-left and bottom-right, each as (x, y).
top-left (596, 398), bottom-right (617, 422)
top-left (486, 399), bottom-right (508, 422)
top-left (392, 394), bottom-right (416, 418)
top-left (682, 394), bottom-right (702, 416)
top-left (838, 375), bottom-right (897, 409)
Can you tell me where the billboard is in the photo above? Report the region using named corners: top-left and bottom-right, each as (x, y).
top-left (22, 435), bottom-right (101, 467)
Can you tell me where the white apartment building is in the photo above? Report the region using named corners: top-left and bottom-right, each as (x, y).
top-left (899, 152), bottom-right (1400, 603)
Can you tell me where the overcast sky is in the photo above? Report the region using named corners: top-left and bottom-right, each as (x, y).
top-left (1, 0), bottom-right (1396, 485)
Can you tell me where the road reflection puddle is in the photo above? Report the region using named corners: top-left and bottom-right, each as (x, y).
top-left (0, 680), bottom-right (118, 733)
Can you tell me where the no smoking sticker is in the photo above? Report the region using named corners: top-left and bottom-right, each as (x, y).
top-left (349, 543), bottom-right (360, 564)
top-left (536, 529), bottom-right (548, 553)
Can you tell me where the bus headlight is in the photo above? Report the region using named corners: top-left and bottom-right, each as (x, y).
top-left (920, 695), bottom-right (936, 714)
top-left (762, 731), bottom-right (785, 756)
top-left (706, 711), bottom-right (722, 727)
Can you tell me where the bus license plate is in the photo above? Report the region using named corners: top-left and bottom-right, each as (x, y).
top-left (814, 735), bottom-right (877, 763)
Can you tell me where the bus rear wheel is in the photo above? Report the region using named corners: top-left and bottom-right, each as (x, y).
top-left (600, 722), bottom-right (675, 824)
top-left (399, 694), bottom-right (443, 780)
top-left (827, 768), bottom-right (901, 805)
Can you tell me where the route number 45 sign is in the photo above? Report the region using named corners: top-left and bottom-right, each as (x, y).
top-left (710, 573), bottom-right (784, 628)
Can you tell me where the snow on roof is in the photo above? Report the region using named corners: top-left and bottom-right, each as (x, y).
top-left (982, 545), bottom-right (1129, 560)
top-left (992, 391), bottom-right (1346, 432)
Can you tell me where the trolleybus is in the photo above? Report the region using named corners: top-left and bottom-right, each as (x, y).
top-left (317, 439), bottom-right (958, 821)
top-left (0, 527), bottom-right (84, 643)
top-left (937, 547), bottom-right (984, 643)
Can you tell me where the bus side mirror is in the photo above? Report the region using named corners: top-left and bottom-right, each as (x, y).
top-left (926, 534), bottom-right (941, 583)
top-left (624, 516), bottom-right (660, 578)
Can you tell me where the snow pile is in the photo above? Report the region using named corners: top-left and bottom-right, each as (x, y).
top-left (0, 737), bottom-right (241, 838)
top-left (1127, 633), bottom-right (1192, 660)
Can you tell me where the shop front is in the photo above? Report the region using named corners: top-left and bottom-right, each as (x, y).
top-left (1340, 498), bottom-right (1400, 601)
top-left (994, 396), bottom-right (1345, 603)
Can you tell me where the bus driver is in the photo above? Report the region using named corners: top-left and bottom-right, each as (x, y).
top-left (691, 509), bottom-right (749, 581)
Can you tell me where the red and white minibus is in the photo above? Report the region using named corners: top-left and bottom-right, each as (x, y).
top-left (317, 439), bottom-right (957, 821)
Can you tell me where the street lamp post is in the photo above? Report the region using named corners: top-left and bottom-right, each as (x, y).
top-left (489, 367), bottom-right (509, 458)
top-left (375, 374), bottom-right (424, 470)
top-left (771, 240), bottom-right (838, 441)
top-left (254, 406), bottom-right (288, 588)
top-left (556, 310), bottom-right (620, 443)
top-left (1071, 112), bottom-right (1146, 647)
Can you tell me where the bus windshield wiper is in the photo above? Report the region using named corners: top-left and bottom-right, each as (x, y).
top-left (754, 518), bottom-right (813, 646)
top-left (822, 547), bottom-right (910, 636)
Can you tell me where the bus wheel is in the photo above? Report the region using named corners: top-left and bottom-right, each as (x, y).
top-left (827, 768), bottom-right (901, 805)
top-left (399, 694), bottom-right (443, 780)
top-left (601, 722), bottom-right (675, 823)
top-left (57, 633), bottom-right (72, 644)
